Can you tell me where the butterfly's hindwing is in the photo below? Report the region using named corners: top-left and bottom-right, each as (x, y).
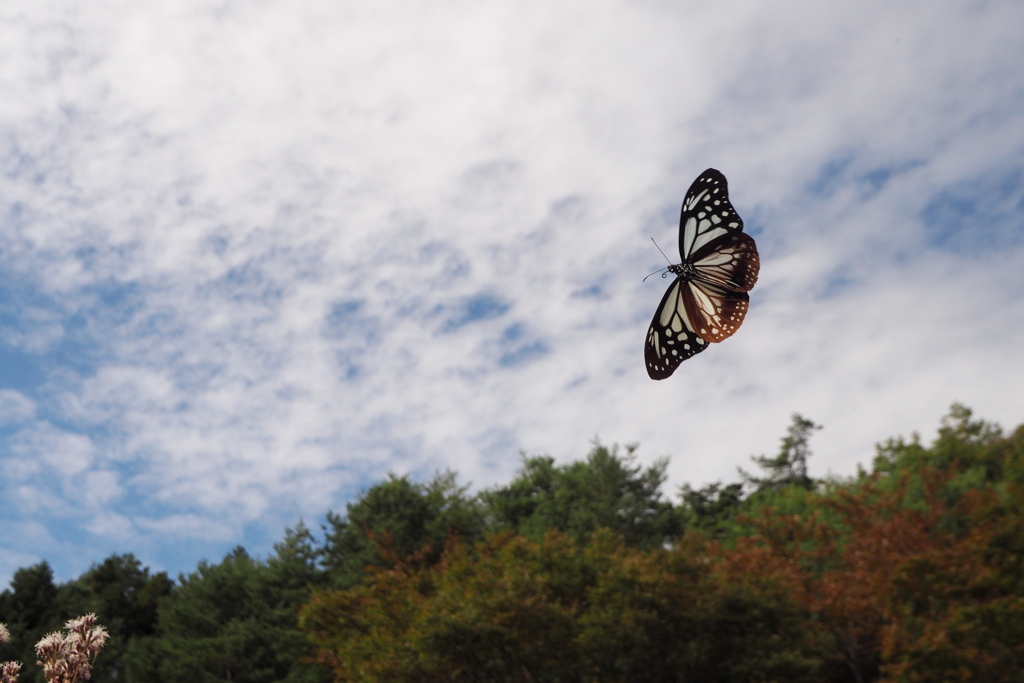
top-left (644, 279), bottom-right (708, 380)
top-left (691, 231), bottom-right (760, 293)
top-left (682, 279), bottom-right (750, 343)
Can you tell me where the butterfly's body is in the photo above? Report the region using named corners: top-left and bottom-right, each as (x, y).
top-left (644, 169), bottom-right (760, 380)
top-left (667, 262), bottom-right (697, 281)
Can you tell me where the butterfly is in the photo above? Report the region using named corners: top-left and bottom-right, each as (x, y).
top-left (644, 169), bottom-right (760, 380)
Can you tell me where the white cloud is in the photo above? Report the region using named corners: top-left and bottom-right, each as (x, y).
top-left (0, 0), bottom-right (1023, 584)
top-left (0, 390), bottom-right (35, 423)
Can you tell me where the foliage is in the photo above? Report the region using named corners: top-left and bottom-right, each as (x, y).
top-left (482, 442), bottom-right (682, 550)
top-left (881, 485), bottom-right (1024, 681)
top-left (54, 555), bottom-right (172, 683)
top-left (0, 563), bottom-right (58, 683)
top-left (0, 557), bottom-right (167, 683)
top-left (680, 413), bottom-right (823, 545)
top-left (678, 480), bottom-right (744, 539)
top-left (3, 404), bottom-right (1024, 682)
top-left (125, 527), bottom-right (331, 683)
top-left (302, 405), bottom-right (1024, 682)
top-left (728, 405), bottom-right (1024, 682)
top-left (300, 529), bottom-right (822, 682)
top-left (741, 413), bottom-right (821, 494)
top-left (321, 470), bottom-right (487, 588)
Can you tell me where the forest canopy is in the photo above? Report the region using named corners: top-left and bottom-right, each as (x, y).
top-left (1, 404), bottom-right (1021, 682)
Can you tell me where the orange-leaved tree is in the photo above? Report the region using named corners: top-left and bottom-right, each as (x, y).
top-left (299, 529), bottom-right (822, 682)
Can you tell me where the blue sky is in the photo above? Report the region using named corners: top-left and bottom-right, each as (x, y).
top-left (1, 0), bottom-right (1023, 586)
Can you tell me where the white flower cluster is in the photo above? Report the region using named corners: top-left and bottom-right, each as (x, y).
top-left (0, 615), bottom-right (108, 683)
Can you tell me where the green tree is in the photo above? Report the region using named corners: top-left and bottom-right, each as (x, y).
top-left (678, 481), bottom-right (744, 539)
top-left (872, 403), bottom-right (1020, 492)
top-left (0, 555), bottom-right (172, 683)
top-left (126, 537), bottom-right (331, 683)
top-left (741, 414), bottom-right (820, 493)
top-left (56, 554), bottom-right (173, 682)
top-left (482, 442), bottom-right (681, 549)
top-left (321, 470), bottom-right (484, 588)
top-left (679, 416), bottom-right (827, 544)
top-left (0, 562), bottom-right (58, 683)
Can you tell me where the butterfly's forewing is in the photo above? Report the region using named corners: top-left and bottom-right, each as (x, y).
top-left (678, 169), bottom-right (744, 262)
top-left (644, 278), bottom-right (709, 379)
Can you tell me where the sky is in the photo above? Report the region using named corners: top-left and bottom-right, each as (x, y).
top-left (1, 0), bottom-right (1023, 587)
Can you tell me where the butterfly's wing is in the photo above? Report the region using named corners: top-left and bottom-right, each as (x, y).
top-left (680, 278), bottom-right (751, 344)
top-left (691, 231), bottom-right (759, 293)
top-left (644, 277), bottom-right (709, 380)
top-left (681, 231), bottom-right (760, 342)
top-left (645, 168), bottom-right (759, 378)
top-left (678, 168), bottom-right (745, 262)
top-left (676, 170), bottom-right (759, 344)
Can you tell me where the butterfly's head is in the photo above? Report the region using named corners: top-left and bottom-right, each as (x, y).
top-left (668, 262), bottom-right (697, 281)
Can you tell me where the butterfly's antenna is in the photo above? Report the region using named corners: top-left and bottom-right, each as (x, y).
top-left (651, 238), bottom-right (673, 266)
top-left (643, 238), bottom-right (675, 282)
top-left (642, 267), bottom-right (670, 283)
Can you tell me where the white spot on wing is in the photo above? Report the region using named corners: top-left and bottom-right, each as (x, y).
top-left (659, 282), bottom-right (679, 326)
top-left (696, 252), bottom-right (733, 266)
top-left (685, 189), bottom-right (709, 211)
top-left (683, 217), bottom-right (697, 256)
top-left (691, 226), bottom-right (728, 254)
top-left (692, 286), bottom-right (714, 314)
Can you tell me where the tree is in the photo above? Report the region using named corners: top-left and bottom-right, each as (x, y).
top-left (126, 542), bottom-right (331, 683)
top-left (0, 563), bottom-right (58, 683)
top-left (57, 554), bottom-right (173, 682)
top-left (877, 415), bottom-right (1024, 683)
top-left (0, 555), bottom-right (172, 683)
top-left (300, 529), bottom-right (823, 683)
top-left (321, 470), bottom-right (485, 588)
top-left (873, 402), bottom-right (1016, 489)
top-left (678, 481), bottom-right (744, 539)
top-left (741, 414), bottom-right (820, 493)
top-left (734, 407), bottom-right (1024, 683)
top-left (482, 442), bottom-right (681, 550)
